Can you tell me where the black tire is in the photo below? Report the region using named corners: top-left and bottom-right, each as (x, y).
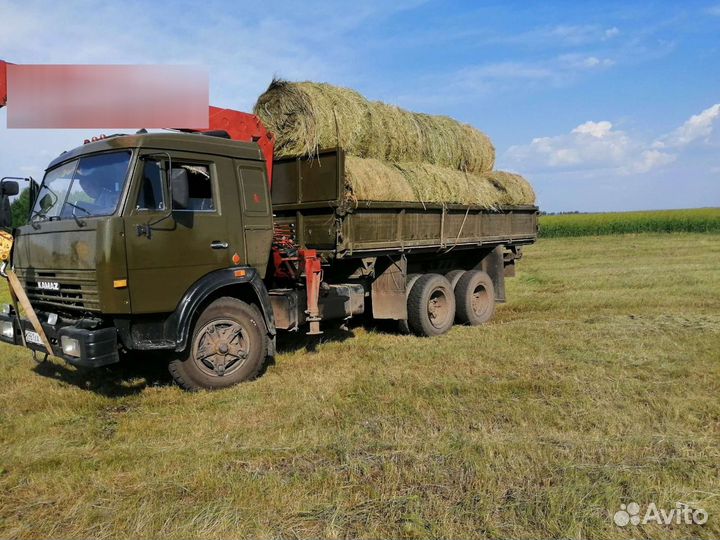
top-left (398, 273), bottom-right (422, 334)
top-left (455, 270), bottom-right (495, 325)
top-left (445, 269), bottom-right (466, 289)
top-left (169, 297), bottom-right (267, 391)
top-left (407, 273), bottom-right (456, 337)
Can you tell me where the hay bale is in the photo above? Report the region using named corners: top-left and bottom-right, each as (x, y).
top-left (255, 79), bottom-right (495, 173)
top-left (344, 157), bottom-right (535, 208)
top-left (344, 156), bottom-right (416, 202)
top-left (481, 170), bottom-right (537, 207)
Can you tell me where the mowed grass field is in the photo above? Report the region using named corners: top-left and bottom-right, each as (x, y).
top-left (0, 233), bottom-right (719, 539)
top-left (539, 207), bottom-right (720, 237)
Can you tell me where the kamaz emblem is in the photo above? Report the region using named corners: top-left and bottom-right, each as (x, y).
top-left (37, 281), bottom-right (60, 291)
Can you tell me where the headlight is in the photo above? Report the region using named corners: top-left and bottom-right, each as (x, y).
top-left (60, 336), bottom-right (81, 358)
top-left (0, 320), bottom-right (14, 339)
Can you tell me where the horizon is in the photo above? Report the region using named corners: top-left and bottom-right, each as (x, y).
top-left (542, 206), bottom-right (719, 214)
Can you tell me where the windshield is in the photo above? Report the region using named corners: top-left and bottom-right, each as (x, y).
top-left (32, 151), bottom-right (132, 221)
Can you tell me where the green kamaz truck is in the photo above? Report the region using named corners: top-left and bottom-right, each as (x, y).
top-left (0, 67), bottom-right (537, 390)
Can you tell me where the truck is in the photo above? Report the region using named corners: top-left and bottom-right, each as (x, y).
top-left (0, 60), bottom-right (538, 390)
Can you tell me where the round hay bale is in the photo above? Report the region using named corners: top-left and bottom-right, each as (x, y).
top-left (254, 79), bottom-right (496, 173)
top-left (344, 156), bottom-right (416, 202)
top-left (343, 157), bottom-right (535, 208)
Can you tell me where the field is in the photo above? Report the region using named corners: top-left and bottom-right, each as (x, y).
top-left (0, 233), bottom-right (719, 539)
top-left (539, 207), bottom-right (720, 237)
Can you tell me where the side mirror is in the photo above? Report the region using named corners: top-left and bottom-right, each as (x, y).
top-left (1, 180), bottom-right (19, 196)
top-left (170, 168), bottom-right (190, 210)
top-left (39, 193), bottom-right (54, 213)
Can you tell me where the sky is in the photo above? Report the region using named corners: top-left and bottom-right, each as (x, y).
top-left (1, 0), bottom-right (719, 212)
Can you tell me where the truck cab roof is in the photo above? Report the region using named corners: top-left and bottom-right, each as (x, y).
top-left (47, 131), bottom-right (265, 170)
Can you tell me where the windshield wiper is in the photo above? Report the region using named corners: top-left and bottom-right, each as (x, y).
top-left (63, 202), bottom-right (91, 227)
top-left (65, 202), bottom-right (91, 216)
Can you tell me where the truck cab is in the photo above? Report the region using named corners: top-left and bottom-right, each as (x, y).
top-left (1, 132), bottom-right (278, 388)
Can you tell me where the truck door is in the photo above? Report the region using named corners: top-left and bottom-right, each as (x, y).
top-left (123, 153), bottom-right (236, 314)
top-left (235, 161), bottom-right (273, 277)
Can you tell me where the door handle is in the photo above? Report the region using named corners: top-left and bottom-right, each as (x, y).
top-left (210, 241), bottom-right (229, 250)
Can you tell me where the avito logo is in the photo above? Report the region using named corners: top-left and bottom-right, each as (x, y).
top-left (614, 502), bottom-right (708, 527)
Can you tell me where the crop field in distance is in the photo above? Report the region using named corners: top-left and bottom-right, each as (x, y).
top-left (539, 207), bottom-right (720, 237)
top-left (0, 230), bottom-right (718, 538)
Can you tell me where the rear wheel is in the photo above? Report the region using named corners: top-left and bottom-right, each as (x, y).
top-left (445, 269), bottom-right (466, 290)
top-left (455, 270), bottom-right (495, 325)
top-left (169, 297), bottom-right (267, 391)
top-left (398, 273), bottom-right (422, 334)
top-left (407, 273), bottom-right (456, 337)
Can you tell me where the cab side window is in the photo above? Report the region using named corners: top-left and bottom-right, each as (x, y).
top-left (173, 164), bottom-right (214, 212)
top-left (240, 168), bottom-right (270, 216)
top-left (137, 160), bottom-right (165, 211)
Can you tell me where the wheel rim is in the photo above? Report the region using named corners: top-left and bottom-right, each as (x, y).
top-left (192, 318), bottom-right (249, 377)
top-left (427, 288), bottom-right (452, 329)
top-left (471, 283), bottom-right (490, 316)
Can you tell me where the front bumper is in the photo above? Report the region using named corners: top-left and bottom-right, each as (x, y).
top-left (0, 311), bottom-right (119, 368)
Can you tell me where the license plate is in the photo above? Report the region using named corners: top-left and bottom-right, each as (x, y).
top-left (24, 330), bottom-right (43, 345)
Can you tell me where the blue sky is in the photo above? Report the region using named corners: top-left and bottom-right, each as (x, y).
top-left (1, 0), bottom-right (719, 212)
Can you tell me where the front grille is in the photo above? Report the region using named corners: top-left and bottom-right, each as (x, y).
top-left (14, 269), bottom-right (100, 312)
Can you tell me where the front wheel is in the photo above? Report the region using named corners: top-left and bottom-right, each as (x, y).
top-left (169, 297), bottom-right (267, 391)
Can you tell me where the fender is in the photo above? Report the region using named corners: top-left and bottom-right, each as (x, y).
top-left (165, 266), bottom-right (276, 353)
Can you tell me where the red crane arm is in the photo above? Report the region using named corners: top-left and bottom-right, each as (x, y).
top-left (202, 106), bottom-right (275, 187)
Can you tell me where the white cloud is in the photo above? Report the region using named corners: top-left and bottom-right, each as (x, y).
top-left (496, 24), bottom-right (623, 47)
top-left (572, 120), bottom-right (614, 137)
top-left (547, 25), bottom-right (615, 45)
top-left (505, 104), bottom-right (720, 176)
top-left (655, 103), bottom-right (720, 148)
top-left (626, 149), bottom-right (677, 173)
top-left (566, 55), bottom-right (615, 69)
top-left (505, 120), bottom-right (675, 174)
top-left (449, 53), bottom-right (615, 93)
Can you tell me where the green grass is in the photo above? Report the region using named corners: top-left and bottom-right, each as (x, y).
top-left (539, 208), bottom-right (720, 237)
top-left (1, 233), bottom-right (719, 539)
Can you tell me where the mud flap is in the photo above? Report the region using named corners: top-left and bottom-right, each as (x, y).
top-left (371, 255), bottom-right (407, 320)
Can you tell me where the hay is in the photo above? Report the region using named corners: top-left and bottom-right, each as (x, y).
top-left (344, 156), bottom-right (416, 202)
top-left (255, 79), bottom-right (495, 173)
top-left (344, 156), bottom-right (535, 208)
top-left (254, 78), bottom-right (535, 208)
